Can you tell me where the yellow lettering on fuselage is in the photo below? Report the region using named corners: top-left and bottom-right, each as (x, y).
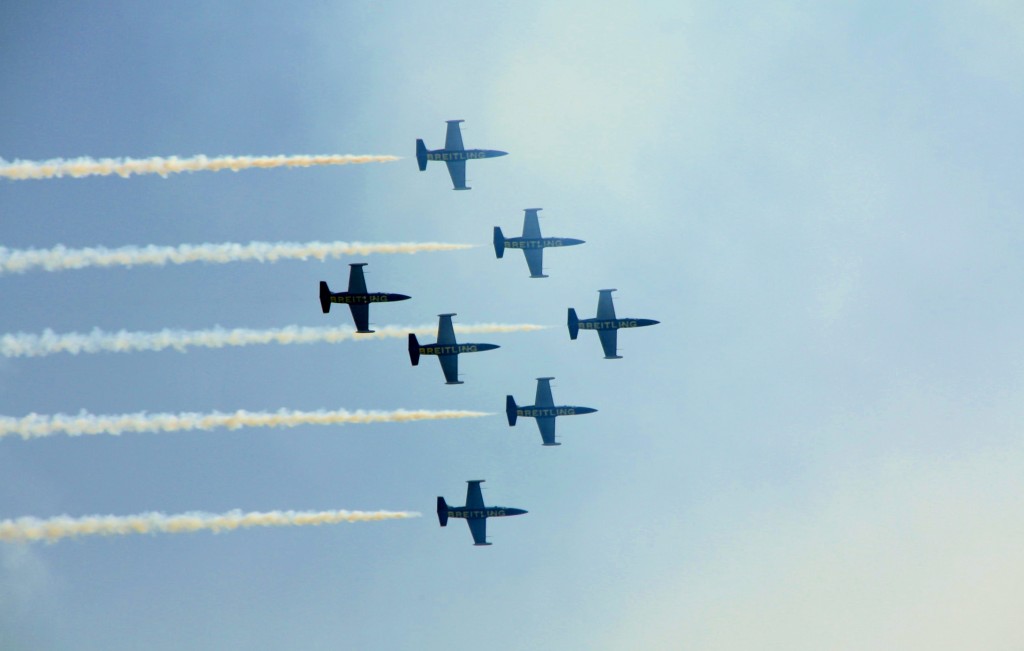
top-left (518, 407), bottom-right (577, 417)
top-left (331, 294), bottom-right (389, 304)
top-left (419, 344), bottom-right (479, 355)
top-left (580, 320), bottom-right (638, 329)
top-left (447, 509), bottom-right (506, 518)
top-left (507, 239), bottom-right (563, 249)
top-left (426, 150), bottom-right (489, 162)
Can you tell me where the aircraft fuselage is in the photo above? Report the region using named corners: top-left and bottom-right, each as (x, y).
top-left (444, 507), bottom-right (527, 519)
top-left (426, 148), bottom-right (507, 162)
top-left (329, 292), bottom-right (410, 305)
top-left (578, 318), bottom-right (660, 330)
top-left (516, 405), bottom-right (597, 418)
top-left (504, 237), bottom-right (585, 250)
top-left (418, 343), bottom-right (499, 356)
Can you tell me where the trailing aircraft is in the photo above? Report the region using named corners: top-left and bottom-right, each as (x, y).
top-left (568, 289), bottom-right (659, 359)
top-left (408, 313), bottom-right (499, 384)
top-left (494, 208), bottom-right (585, 278)
top-left (319, 263), bottom-right (410, 333)
top-left (416, 119), bottom-right (507, 190)
top-left (437, 480), bottom-right (527, 546)
top-left (506, 377), bottom-right (597, 446)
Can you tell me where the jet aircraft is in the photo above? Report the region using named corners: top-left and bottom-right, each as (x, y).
top-left (568, 289), bottom-right (659, 359)
top-left (506, 377), bottom-right (597, 446)
top-left (437, 480), bottom-right (527, 546)
top-left (494, 208), bottom-right (585, 278)
top-left (319, 263), bottom-right (410, 333)
top-left (416, 119), bottom-right (507, 190)
top-left (408, 313), bottom-right (499, 384)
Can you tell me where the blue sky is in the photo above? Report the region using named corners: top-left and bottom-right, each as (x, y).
top-left (2, 2), bottom-right (1024, 649)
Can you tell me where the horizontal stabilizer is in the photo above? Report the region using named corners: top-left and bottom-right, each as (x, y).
top-left (408, 333), bottom-right (421, 366)
top-left (319, 281), bottom-right (331, 314)
top-left (567, 308), bottom-right (579, 340)
top-left (505, 395), bottom-right (518, 426)
top-left (436, 497), bottom-right (448, 526)
top-left (493, 227), bottom-right (505, 258)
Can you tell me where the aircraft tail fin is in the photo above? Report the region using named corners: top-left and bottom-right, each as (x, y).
top-left (568, 308), bottom-right (579, 340)
top-left (319, 281), bottom-right (331, 313)
top-left (408, 333), bottom-right (421, 366)
top-left (436, 497), bottom-right (449, 527)
top-left (416, 139), bottom-right (428, 171)
top-left (493, 227), bottom-right (505, 258)
top-left (505, 395), bottom-right (518, 426)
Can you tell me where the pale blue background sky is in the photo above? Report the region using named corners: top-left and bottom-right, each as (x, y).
top-left (2, 2), bottom-right (1024, 649)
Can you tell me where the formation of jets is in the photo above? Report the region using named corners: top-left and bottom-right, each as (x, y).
top-left (318, 120), bottom-right (659, 545)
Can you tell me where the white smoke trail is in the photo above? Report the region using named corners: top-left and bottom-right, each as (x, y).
top-left (0, 509), bottom-right (420, 544)
top-left (0, 240), bottom-right (475, 275)
top-left (0, 408), bottom-right (492, 441)
top-left (1, 324), bottom-right (549, 358)
top-left (0, 154), bottom-right (400, 181)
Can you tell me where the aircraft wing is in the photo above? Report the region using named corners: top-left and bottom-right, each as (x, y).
top-left (445, 120), bottom-right (465, 150)
top-left (522, 209), bottom-right (542, 238)
top-left (535, 378), bottom-right (554, 407)
top-left (523, 248), bottom-right (544, 277)
top-left (445, 160), bottom-right (468, 190)
top-left (347, 264), bottom-right (368, 294)
top-left (437, 315), bottom-right (457, 346)
top-left (466, 481), bottom-right (485, 510)
top-left (596, 291), bottom-right (617, 320)
top-left (467, 517), bottom-right (488, 545)
top-left (537, 416), bottom-right (557, 446)
top-left (598, 329), bottom-right (619, 358)
top-left (349, 304), bottom-right (371, 332)
top-left (439, 354), bottom-right (460, 384)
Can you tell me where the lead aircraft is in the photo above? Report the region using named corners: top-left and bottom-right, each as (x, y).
top-left (437, 480), bottom-right (527, 546)
top-left (494, 208), bottom-right (585, 278)
top-left (506, 377), bottom-right (597, 446)
top-left (408, 313), bottom-right (499, 384)
top-left (416, 119), bottom-right (507, 190)
top-left (568, 289), bottom-right (660, 359)
top-left (319, 263), bottom-right (410, 333)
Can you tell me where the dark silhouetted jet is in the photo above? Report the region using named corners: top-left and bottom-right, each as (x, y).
top-left (319, 263), bottom-right (410, 333)
top-left (408, 313), bottom-right (499, 384)
top-left (416, 120), bottom-right (507, 190)
top-left (437, 480), bottom-right (527, 546)
top-left (506, 377), bottom-right (597, 446)
top-left (568, 289), bottom-right (659, 359)
top-left (494, 208), bottom-right (585, 278)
